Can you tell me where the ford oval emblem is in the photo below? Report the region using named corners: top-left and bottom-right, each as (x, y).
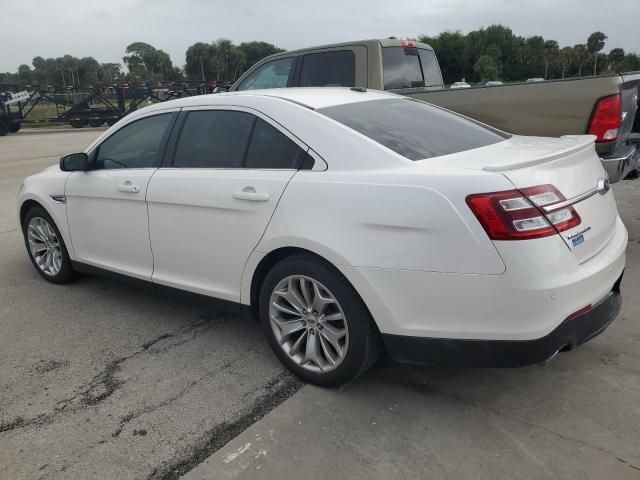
top-left (597, 178), bottom-right (611, 194)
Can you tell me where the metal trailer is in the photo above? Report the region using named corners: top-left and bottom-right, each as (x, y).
top-left (0, 80), bottom-right (232, 135)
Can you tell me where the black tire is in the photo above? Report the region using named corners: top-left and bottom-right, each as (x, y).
top-left (106, 118), bottom-right (119, 126)
top-left (259, 254), bottom-right (383, 387)
top-left (69, 120), bottom-right (85, 128)
top-left (88, 119), bottom-right (104, 127)
top-left (22, 206), bottom-right (76, 284)
top-left (9, 122), bottom-right (21, 133)
top-left (0, 120), bottom-right (8, 136)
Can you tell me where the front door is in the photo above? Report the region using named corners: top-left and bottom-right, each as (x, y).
top-left (65, 111), bottom-right (176, 280)
top-left (147, 107), bottom-right (307, 301)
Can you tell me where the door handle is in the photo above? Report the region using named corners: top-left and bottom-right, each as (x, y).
top-left (117, 181), bottom-right (140, 193)
top-left (232, 187), bottom-right (269, 202)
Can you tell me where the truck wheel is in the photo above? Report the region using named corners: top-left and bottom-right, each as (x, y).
top-left (0, 120), bottom-right (9, 136)
top-left (106, 118), bottom-right (119, 126)
top-left (9, 123), bottom-right (21, 133)
top-left (69, 120), bottom-right (85, 129)
top-left (89, 119), bottom-right (104, 127)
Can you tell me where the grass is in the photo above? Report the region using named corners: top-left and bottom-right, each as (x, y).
top-left (19, 99), bottom-right (150, 128)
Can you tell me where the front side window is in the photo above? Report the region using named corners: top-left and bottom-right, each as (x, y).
top-left (236, 57), bottom-right (295, 91)
top-left (319, 98), bottom-right (508, 160)
top-left (299, 50), bottom-right (355, 87)
top-left (245, 119), bottom-right (305, 169)
top-left (92, 114), bottom-right (172, 169)
top-left (173, 111), bottom-right (254, 168)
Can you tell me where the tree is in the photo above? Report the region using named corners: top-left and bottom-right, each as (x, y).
top-left (474, 55), bottom-right (499, 81)
top-left (79, 57), bottom-right (100, 85)
top-left (543, 40), bottom-right (559, 79)
top-left (17, 64), bottom-right (33, 83)
top-left (587, 31), bottom-right (607, 75)
top-left (572, 44), bottom-right (589, 76)
top-left (608, 48), bottom-right (625, 72)
top-left (185, 42), bottom-right (214, 81)
top-left (558, 47), bottom-right (573, 78)
top-left (123, 42), bottom-right (176, 81)
top-left (238, 41), bottom-right (284, 70)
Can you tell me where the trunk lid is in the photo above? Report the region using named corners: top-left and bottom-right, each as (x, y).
top-left (432, 134), bottom-right (619, 263)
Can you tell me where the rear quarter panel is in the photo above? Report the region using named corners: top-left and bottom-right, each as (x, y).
top-left (254, 168), bottom-right (510, 275)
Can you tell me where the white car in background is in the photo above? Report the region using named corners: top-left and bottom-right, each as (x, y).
top-left (450, 81), bottom-right (472, 89)
top-left (18, 88), bottom-right (627, 386)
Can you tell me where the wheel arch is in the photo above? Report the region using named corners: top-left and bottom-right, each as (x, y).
top-left (247, 247), bottom-right (328, 321)
top-left (19, 198), bottom-right (46, 227)
top-left (245, 246), bottom-right (386, 338)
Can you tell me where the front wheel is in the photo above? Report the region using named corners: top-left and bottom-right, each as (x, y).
top-left (259, 255), bottom-right (382, 387)
top-left (22, 206), bottom-right (76, 284)
top-left (9, 122), bottom-right (21, 133)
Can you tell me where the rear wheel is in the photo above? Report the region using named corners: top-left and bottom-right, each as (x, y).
top-left (9, 122), bottom-right (21, 133)
top-left (106, 118), bottom-right (119, 126)
top-left (0, 120), bottom-right (8, 136)
top-left (88, 119), bottom-right (104, 127)
top-left (259, 255), bottom-right (382, 387)
top-left (69, 120), bottom-right (85, 128)
top-left (22, 206), bottom-right (75, 284)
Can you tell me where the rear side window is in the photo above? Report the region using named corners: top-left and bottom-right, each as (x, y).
top-left (418, 49), bottom-right (443, 87)
top-left (236, 57), bottom-right (295, 91)
top-left (319, 98), bottom-right (507, 160)
top-left (300, 51), bottom-right (355, 87)
top-left (173, 110), bottom-right (254, 168)
top-left (382, 47), bottom-right (443, 89)
top-left (245, 119), bottom-right (306, 169)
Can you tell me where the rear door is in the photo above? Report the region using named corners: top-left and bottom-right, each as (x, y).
top-left (146, 106), bottom-right (308, 301)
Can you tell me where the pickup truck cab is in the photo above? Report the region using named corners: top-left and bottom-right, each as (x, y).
top-left (231, 38), bottom-right (640, 182)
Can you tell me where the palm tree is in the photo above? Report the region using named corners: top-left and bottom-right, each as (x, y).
top-left (587, 32), bottom-right (607, 75)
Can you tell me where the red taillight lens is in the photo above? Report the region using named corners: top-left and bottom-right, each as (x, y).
top-left (401, 40), bottom-right (417, 48)
top-left (466, 184), bottom-right (581, 240)
top-left (587, 94), bottom-right (621, 142)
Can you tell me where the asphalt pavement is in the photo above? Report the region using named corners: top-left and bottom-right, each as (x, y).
top-left (1, 129), bottom-right (639, 479)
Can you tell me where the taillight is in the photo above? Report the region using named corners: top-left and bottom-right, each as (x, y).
top-left (466, 184), bottom-right (581, 240)
top-left (587, 94), bottom-right (621, 142)
top-left (401, 40), bottom-right (417, 48)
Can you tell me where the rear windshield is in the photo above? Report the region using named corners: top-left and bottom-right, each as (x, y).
top-left (319, 98), bottom-right (508, 161)
top-left (382, 47), bottom-right (443, 89)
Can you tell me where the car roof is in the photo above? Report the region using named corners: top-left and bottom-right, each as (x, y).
top-left (139, 87), bottom-right (398, 113)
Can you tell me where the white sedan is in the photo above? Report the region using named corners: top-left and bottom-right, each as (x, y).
top-left (18, 88), bottom-right (627, 386)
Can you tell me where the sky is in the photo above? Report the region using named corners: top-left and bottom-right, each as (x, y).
top-left (1, 0), bottom-right (638, 72)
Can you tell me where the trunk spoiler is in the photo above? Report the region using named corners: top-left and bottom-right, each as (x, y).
top-left (482, 135), bottom-right (597, 172)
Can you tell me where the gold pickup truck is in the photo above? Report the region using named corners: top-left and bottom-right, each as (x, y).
top-left (230, 38), bottom-right (640, 182)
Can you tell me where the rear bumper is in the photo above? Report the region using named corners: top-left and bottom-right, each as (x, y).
top-left (383, 274), bottom-right (622, 367)
top-left (601, 145), bottom-right (638, 183)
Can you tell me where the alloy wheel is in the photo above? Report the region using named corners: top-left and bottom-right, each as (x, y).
top-left (269, 275), bottom-right (349, 373)
top-left (27, 217), bottom-right (62, 276)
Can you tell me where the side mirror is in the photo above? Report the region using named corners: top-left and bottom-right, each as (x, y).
top-left (60, 152), bottom-right (89, 172)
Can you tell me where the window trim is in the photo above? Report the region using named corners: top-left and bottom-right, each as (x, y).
top-left (164, 105), bottom-right (312, 170)
top-left (86, 109), bottom-right (179, 171)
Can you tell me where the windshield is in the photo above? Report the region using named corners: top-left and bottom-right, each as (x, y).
top-left (382, 47), bottom-right (443, 90)
top-left (319, 98), bottom-right (508, 161)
